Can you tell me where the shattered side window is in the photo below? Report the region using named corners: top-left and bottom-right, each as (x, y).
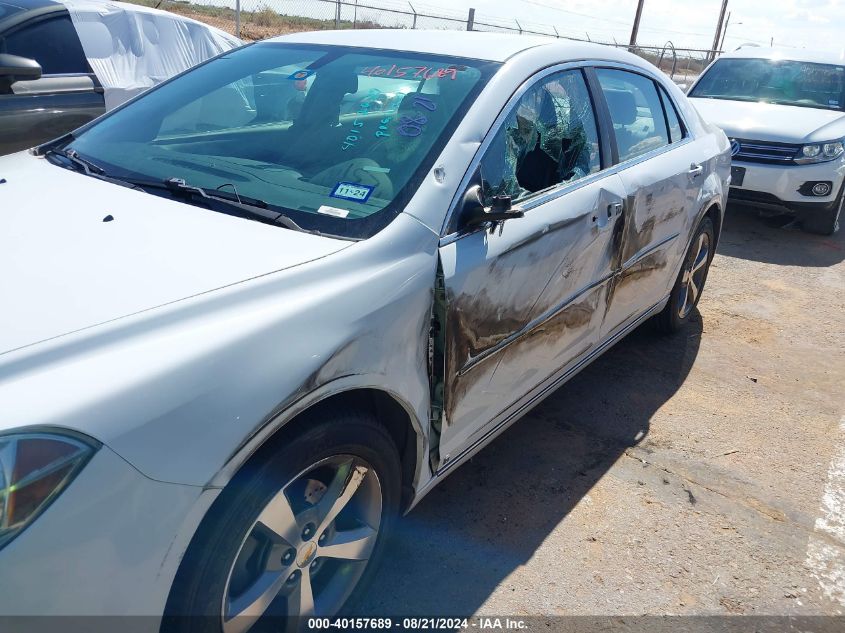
top-left (478, 69), bottom-right (600, 206)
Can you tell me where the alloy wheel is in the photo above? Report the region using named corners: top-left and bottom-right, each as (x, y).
top-left (677, 231), bottom-right (711, 320)
top-left (221, 455), bottom-right (382, 633)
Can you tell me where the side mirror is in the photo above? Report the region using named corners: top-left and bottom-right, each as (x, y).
top-left (461, 185), bottom-right (524, 229)
top-left (0, 54), bottom-right (42, 91)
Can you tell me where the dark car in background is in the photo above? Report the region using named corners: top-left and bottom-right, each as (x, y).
top-left (0, 0), bottom-right (104, 155)
top-left (0, 0), bottom-right (239, 156)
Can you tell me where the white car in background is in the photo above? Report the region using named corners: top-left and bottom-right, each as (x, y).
top-left (689, 47), bottom-right (845, 235)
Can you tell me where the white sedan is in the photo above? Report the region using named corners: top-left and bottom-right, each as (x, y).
top-left (689, 47), bottom-right (845, 235)
top-left (0, 30), bottom-right (729, 631)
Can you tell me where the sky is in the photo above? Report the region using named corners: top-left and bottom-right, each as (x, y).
top-left (380, 0), bottom-right (845, 53)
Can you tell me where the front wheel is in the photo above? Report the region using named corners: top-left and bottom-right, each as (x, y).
top-left (801, 192), bottom-right (843, 236)
top-left (653, 216), bottom-right (715, 334)
top-left (163, 411), bottom-right (401, 633)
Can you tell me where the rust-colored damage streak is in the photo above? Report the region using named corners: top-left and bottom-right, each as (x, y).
top-left (615, 251), bottom-right (668, 288)
top-left (441, 202), bottom-right (614, 432)
top-left (293, 337), bottom-right (362, 400)
top-left (496, 295), bottom-right (599, 394)
top-left (445, 220), bottom-right (588, 376)
top-left (443, 286), bottom-right (528, 417)
top-left (504, 214), bottom-right (583, 254)
top-left (241, 336), bottom-right (363, 459)
top-left (443, 288), bottom-right (601, 427)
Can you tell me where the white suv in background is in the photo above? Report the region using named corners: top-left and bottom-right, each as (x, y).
top-left (689, 47), bottom-right (845, 235)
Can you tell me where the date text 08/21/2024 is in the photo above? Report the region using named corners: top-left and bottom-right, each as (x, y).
top-left (306, 618), bottom-right (528, 630)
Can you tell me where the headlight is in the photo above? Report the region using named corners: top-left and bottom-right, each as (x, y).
top-left (796, 140), bottom-right (845, 164)
top-left (0, 432), bottom-right (96, 550)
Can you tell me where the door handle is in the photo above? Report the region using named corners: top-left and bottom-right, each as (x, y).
top-left (688, 163), bottom-right (704, 178)
top-left (593, 202), bottom-right (623, 228)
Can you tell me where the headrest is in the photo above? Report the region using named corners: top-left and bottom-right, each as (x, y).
top-left (604, 88), bottom-right (637, 126)
top-left (295, 67), bottom-right (358, 128)
top-left (308, 66), bottom-right (357, 98)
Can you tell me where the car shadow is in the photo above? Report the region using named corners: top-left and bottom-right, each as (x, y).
top-left (358, 314), bottom-right (703, 616)
top-left (716, 202), bottom-right (845, 267)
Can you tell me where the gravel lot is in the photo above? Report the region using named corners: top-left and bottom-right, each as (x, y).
top-left (361, 203), bottom-right (845, 618)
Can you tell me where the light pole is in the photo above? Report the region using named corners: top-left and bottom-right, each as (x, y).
top-left (629, 0), bottom-right (645, 51)
top-left (718, 12), bottom-right (742, 53)
top-left (709, 0), bottom-right (729, 62)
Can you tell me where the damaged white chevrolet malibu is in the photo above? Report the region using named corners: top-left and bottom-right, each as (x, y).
top-left (0, 30), bottom-right (729, 631)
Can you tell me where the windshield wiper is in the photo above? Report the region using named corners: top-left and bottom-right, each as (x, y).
top-left (133, 177), bottom-right (311, 234)
top-left (44, 148), bottom-right (145, 192)
top-left (46, 148), bottom-right (105, 175)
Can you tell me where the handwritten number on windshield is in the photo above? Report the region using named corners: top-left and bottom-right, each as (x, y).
top-left (398, 97), bottom-right (437, 138)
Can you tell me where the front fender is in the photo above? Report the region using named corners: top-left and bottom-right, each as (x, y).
top-left (0, 214), bottom-right (439, 488)
top-left (208, 374), bottom-right (431, 491)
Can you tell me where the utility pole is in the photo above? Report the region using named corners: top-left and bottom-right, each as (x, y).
top-left (717, 11), bottom-right (731, 52)
top-left (709, 0), bottom-right (729, 61)
top-left (628, 0), bottom-right (645, 51)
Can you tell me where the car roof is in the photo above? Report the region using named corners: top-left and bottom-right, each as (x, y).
top-left (718, 46), bottom-right (845, 66)
top-left (267, 29), bottom-right (638, 65)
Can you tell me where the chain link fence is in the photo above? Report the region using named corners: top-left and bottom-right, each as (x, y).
top-left (140, 0), bottom-right (719, 84)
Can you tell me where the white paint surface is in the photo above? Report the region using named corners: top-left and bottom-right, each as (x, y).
top-left (805, 415), bottom-right (845, 612)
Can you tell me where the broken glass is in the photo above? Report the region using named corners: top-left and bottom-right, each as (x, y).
top-left (479, 69), bottom-right (601, 206)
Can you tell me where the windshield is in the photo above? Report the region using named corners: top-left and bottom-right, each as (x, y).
top-left (690, 57), bottom-right (845, 112)
top-left (63, 43), bottom-right (497, 239)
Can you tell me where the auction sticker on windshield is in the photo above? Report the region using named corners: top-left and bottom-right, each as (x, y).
top-left (331, 182), bottom-right (374, 202)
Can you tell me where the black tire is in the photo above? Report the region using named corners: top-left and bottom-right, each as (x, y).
top-left (162, 409), bottom-right (401, 633)
top-left (801, 192), bottom-right (843, 236)
top-left (653, 216), bottom-right (715, 334)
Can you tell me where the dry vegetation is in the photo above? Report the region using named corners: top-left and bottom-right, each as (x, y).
top-left (125, 0), bottom-right (385, 41)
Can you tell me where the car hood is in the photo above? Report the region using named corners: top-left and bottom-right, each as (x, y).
top-left (690, 97), bottom-right (845, 143)
top-left (0, 153), bottom-right (350, 354)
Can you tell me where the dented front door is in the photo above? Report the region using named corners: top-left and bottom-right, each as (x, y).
top-left (435, 174), bottom-right (627, 467)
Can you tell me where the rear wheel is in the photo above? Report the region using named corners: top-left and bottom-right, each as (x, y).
top-left (654, 216), bottom-right (715, 334)
top-left (801, 191), bottom-right (843, 235)
top-left (163, 411), bottom-right (401, 633)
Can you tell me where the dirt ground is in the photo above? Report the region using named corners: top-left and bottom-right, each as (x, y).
top-left (360, 203), bottom-right (845, 618)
